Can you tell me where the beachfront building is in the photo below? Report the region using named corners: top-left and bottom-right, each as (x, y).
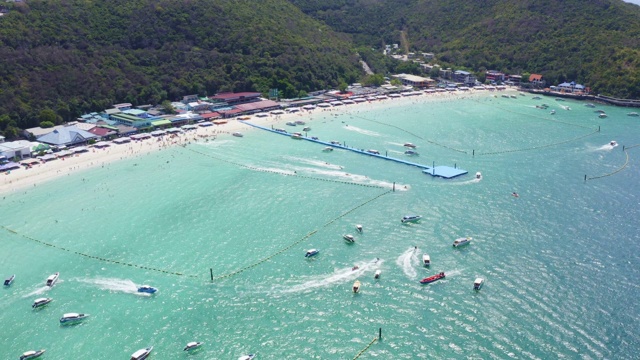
top-left (507, 74), bottom-right (522, 85)
top-left (36, 126), bottom-right (99, 148)
top-left (554, 81), bottom-right (588, 95)
top-left (452, 70), bottom-right (477, 86)
top-left (0, 140), bottom-right (32, 160)
top-left (110, 113), bottom-right (153, 128)
top-left (209, 92), bottom-right (262, 106)
top-left (529, 73), bottom-right (545, 88)
top-left (392, 74), bottom-right (435, 88)
top-left (486, 70), bottom-right (505, 84)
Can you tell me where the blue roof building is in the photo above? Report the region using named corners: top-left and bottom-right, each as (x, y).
top-left (37, 126), bottom-right (99, 147)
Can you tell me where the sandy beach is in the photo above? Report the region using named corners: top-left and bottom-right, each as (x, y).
top-left (0, 89), bottom-right (496, 195)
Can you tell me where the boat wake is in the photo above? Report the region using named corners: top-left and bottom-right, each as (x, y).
top-left (278, 259), bottom-right (380, 294)
top-left (396, 248), bottom-right (419, 279)
top-left (76, 277), bottom-right (140, 294)
top-left (22, 286), bottom-right (51, 298)
top-left (282, 156), bottom-right (343, 170)
top-left (449, 178), bottom-right (482, 186)
top-left (201, 139), bottom-right (235, 148)
top-left (590, 143), bottom-right (617, 152)
top-left (342, 125), bottom-right (381, 137)
top-left (288, 167), bottom-right (410, 191)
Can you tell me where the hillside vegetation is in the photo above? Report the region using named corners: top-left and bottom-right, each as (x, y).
top-left (0, 0), bottom-right (361, 133)
top-left (291, 0), bottom-right (640, 97)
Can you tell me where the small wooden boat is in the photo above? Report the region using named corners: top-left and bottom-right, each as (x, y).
top-left (419, 272), bottom-right (445, 284)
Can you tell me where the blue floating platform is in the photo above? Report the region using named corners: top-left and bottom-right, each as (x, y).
top-left (422, 166), bottom-right (468, 179)
top-left (240, 121), bottom-right (467, 179)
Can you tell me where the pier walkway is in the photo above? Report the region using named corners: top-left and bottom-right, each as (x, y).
top-left (240, 121), bottom-right (468, 179)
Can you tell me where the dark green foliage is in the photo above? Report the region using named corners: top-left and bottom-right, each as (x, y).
top-left (291, 0), bottom-right (640, 98)
top-left (0, 0), bottom-right (361, 129)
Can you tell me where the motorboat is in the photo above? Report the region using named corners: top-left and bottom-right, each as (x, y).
top-left (594, 110), bottom-right (606, 113)
top-left (238, 355), bottom-right (256, 360)
top-left (291, 132), bottom-right (303, 139)
top-left (419, 272), bottom-right (445, 284)
top-left (401, 215), bottom-right (422, 223)
top-left (374, 270), bottom-right (381, 279)
top-left (232, 132), bottom-right (243, 137)
top-left (366, 149), bottom-right (380, 155)
top-left (555, 98), bottom-right (565, 101)
top-left (302, 127), bottom-right (311, 131)
top-left (474, 278), bottom-right (485, 290)
top-left (274, 128), bottom-right (286, 133)
top-left (475, 172), bottom-right (482, 179)
top-left (295, 120), bottom-right (306, 125)
top-left (598, 113), bottom-right (608, 118)
top-left (532, 96), bottom-right (541, 100)
top-left (627, 112), bottom-right (639, 117)
top-left (59, 312), bottom-right (89, 324)
top-left (550, 110), bottom-right (556, 115)
top-left (355, 224), bottom-right (363, 233)
top-left (131, 346), bottom-right (153, 360)
top-left (137, 285), bottom-right (157, 294)
top-left (404, 143), bottom-right (417, 148)
top-left (352, 280), bottom-right (361, 293)
top-left (330, 140), bottom-right (341, 145)
top-left (4, 274), bottom-right (15, 286)
top-left (501, 94), bottom-right (509, 98)
top-left (610, 140), bottom-right (618, 147)
top-left (404, 150), bottom-right (418, 156)
top-left (510, 95), bottom-right (517, 99)
top-left (585, 103), bottom-right (595, 108)
top-left (183, 341), bottom-right (204, 351)
top-left (285, 121), bottom-right (296, 126)
top-left (422, 254), bottom-right (431, 267)
top-left (343, 234), bottom-right (355, 243)
top-left (322, 147), bottom-right (334, 152)
top-left (19, 350), bottom-right (46, 360)
top-left (453, 237), bottom-right (472, 247)
top-left (305, 249), bottom-right (320, 258)
top-left (352, 265), bottom-right (359, 271)
top-left (45, 272), bottom-right (59, 287)
top-left (32, 298), bottom-right (53, 309)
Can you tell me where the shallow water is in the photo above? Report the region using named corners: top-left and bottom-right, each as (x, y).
top-left (1, 94), bottom-right (638, 359)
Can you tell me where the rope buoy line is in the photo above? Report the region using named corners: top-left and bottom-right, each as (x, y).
top-left (352, 115), bottom-right (468, 154)
top-left (211, 189), bottom-right (392, 281)
top-left (352, 337), bottom-right (378, 360)
top-left (471, 98), bottom-right (593, 130)
top-left (184, 147), bottom-right (385, 189)
top-left (0, 226), bottom-right (196, 278)
top-left (587, 144), bottom-right (639, 180)
top-left (476, 129), bottom-right (599, 156)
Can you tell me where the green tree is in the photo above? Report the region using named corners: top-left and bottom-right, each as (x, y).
top-left (38, 109), bottom-right (61, 126)
top-left (40, 121), bottom-right (55, 128)
top-left (362, 74), bottom-right (385, 87)
top-left (338, 80), bottom-right (348, 93)
top-left (161, 100), bottom-right (176, 114)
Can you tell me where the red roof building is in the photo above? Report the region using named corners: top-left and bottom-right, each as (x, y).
top-left (209, 92), bottom-right (262, 105)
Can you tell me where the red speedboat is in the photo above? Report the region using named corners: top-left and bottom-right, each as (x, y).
top-left (419, 272), bottom-right (445, 284)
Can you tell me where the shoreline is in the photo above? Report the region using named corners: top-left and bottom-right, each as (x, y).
top-left (0, 89), bottom-right (498, 196)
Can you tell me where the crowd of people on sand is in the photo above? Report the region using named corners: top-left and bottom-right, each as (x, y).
top-left (1, 87), bottom-right (512, 196)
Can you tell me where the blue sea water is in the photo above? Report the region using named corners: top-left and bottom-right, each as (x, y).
top-left (1, 93), bottom-right (639, 359)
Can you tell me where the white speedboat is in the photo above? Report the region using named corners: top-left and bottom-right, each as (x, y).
top-left (404, 150), bottom-right (418, 156)
top-left (291, 132), bottom-right (303, 139)
top-left (599, 113), bottom-right (608, 118)
top-left (401, 215), bottom-right (422, 223)
top-left (183, 341), bottom-right (204, 351)
top-left (302, 127), bottom-right (311, 131)
top-left (330, 140), bottom-right (341, 145)
top-left (295, 120), bottom-right (306, 125)
top-left (305, 249), bottom-right (320, 258)
top-left (4, 274), bottom-right (15, 286)
top-left (610, 140), bottom-right (618, 147)
top-left (474, 278), bottom-right (485, 290)
top-left (45, 272), bottom-right (59, 287)
top-left (131, 346), bottom-right (153, 360)
top-left (422, 254), bottom-right (431, 267)
top-left (322, 147), bottom-right (334, 152)
top-left (343, 234), bottom-right (355, 243)
top-left (453, 237), bottom-right (472, 247)
top-left (584, 103), bottom-right (595, 108)
top-left (355, 224), bottom-right (363, 233)
top-left (238, 355), bottom-right (256, 360)
top-left (366, 149), bottom-right (380, 155)
top-left (550, 110), bottom-right (555, 115)
top-left (595, 110), bottom-right (606, 113)
top-left (532, 96), bottom-right (541, 100)
top-left (285, 121), bottom-right (296, 126)
top-left (374, 270), bottom-right (381, 279)
top-left (60, 312), bottom-right (89, 324)
top-left (20, 349), bottom-right (46, 360)
top-left (32, 298), bottom-right (53, 309)
top-left (475, 172), bottom-right (482, 179)
top-left (232, 132), bottom-right (243, 137)
top-left (404, 143), bottom-right (417, 148)
top-left (627, 112), bottom-right (639, 117)
top-left (352, 280), bottom-right (361, 293)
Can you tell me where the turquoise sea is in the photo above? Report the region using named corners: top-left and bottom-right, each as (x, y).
top-left (1, 93), bottom-right (639, 359)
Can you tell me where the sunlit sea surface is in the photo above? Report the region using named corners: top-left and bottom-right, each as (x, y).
top-left (1, 93), bottom-right (638, 359)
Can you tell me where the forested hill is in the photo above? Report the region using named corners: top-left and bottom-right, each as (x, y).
top-left (0, 0), bottom-right (361, 133)
top-left (290, 0), bottom-right (640, 98)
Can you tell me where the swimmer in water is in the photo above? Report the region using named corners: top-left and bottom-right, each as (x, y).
top-left (512, 192), bottom-right (519, 198)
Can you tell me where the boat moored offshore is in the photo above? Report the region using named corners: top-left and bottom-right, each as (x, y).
top-left (453, 237), bottom-right (472, 247)
top-left (32, 298), bottom-right (53, 309)
top-left (130, 346), bottom-right (153, 360)
top-left (305, 249), bottom-right (320, 258)
top-left (232, 132), bottom-right (244, 137)
top-left (419, 272), bottom-right (445, 284)
top-left (4, 274), bottom-right (15, 286)
top-left (19, 349), bottom-right (46, 360)
top-left (401, 215), bottom-right (422, 223)
top-left (238, 355), bottom-right (256, 360)
top-left (183, 342), bottom-right (204, 351)
top-left (59, 313), bottom-right (89, 324)
top-left (474, 278), bottom-right (485, 290)
top-left (352, 280), bottom-right (361, 293)
top-left (355, 224), bottom-right (363, 233)
top-left (343, 234), bottom-right (355, 243)
top-left (422, 254), bottom-right (431, 267)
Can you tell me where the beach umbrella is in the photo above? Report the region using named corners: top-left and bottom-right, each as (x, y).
top-left (33, 143), bottom-right (51, 152)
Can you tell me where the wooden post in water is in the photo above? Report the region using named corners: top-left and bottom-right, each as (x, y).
top-left (598, 126), bottom-right (600, 132)
top-left (584, 175), bottom-right (587, 182)
top-left (210, 268), bottom-right (213, 281)
top-left (393, 182), bottom-right (395, 192)
top-left (379, 327), bottom-right (382, 340)
top-left (473, 149), bottom-right (475, 157)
